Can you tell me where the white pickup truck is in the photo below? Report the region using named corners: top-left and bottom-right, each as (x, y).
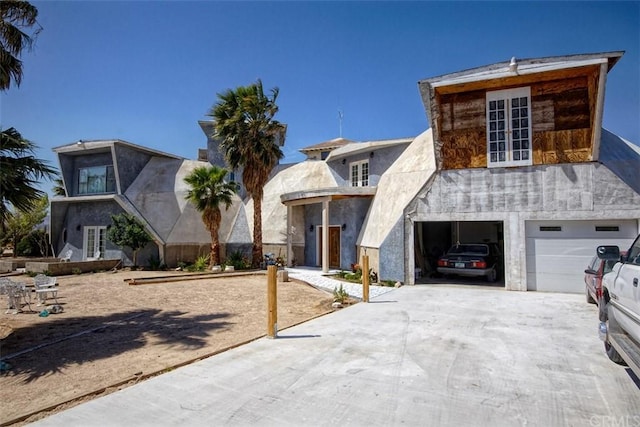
top-left (597, 234), bottom-right (640, 376)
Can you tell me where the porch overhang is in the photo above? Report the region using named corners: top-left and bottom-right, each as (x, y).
top-left (280, 187), bottom-right (377, 206)
top-left (280, 186), bottom-right (376, 273)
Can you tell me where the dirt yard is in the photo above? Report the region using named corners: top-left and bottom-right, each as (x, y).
top-left (0, 269), bottom-right (336, 425)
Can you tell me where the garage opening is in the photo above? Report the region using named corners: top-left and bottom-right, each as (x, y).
top-left (414, 221), bottom-right (504, 286)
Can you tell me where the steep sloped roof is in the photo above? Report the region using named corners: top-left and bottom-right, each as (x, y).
top-left (358, 129), bottom-right (437, 248)
top-left (299, 137), bottom-right (353, 154)
top-left (326, 137), bottom-right (414, 161)
top-left (245, 160), bottom-right (339, 244)
top-left (125, 158), bottom-right (242, 245)
top-left (53, 139), bottom-right (183, 160)
top-left (599, 129), bottom-right (640, 195)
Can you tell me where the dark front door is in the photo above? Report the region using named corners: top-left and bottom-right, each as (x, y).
top-left (318, 226), bottom-right (341, 269)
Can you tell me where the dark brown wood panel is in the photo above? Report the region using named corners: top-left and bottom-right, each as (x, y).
top-left (554, 88), bottom-right (590, 130)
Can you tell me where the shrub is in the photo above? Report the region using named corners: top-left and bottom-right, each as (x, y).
top-left (72, 268), bottom-right (82, 275)
top-left (334, 267), bottom-right (377, 284)
top-left (226, 250), bottom-right (251, 270)
top-left (345, 271), bottom-right (361, 282)
top-left (15, 229), bottom-right (48, 257)
top-left (333, 284), bottom-right (349, 304)
top-left (147, 256), bottom-right (166, 271)
top-left (187, 254), bottom-right (209, 272)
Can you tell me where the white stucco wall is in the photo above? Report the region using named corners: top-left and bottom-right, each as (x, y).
top-left (359, 128), bottom-right (437, 249)
top-left (245, 161), bottom-right (338, 244)
top-left (126, 158), bottom-right (242, 245)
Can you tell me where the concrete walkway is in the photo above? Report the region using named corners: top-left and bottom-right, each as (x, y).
top-left (286, 267), bottom-right (397, 300)
top-left (33, 282), bottom-right (639, 426)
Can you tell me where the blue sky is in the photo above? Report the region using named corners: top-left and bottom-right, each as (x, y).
top-left (2, 1), bottom-right (638, 192)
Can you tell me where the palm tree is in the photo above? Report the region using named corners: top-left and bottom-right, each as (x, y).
top-left (1, 0), bottom-right (40, 91)
top-left (52, 177), bottom-right (66, 196)
top-left (0, 127), bottom-right (56, 233)
top-left (184, 165), bottom-right (238, 266)
top-left (210, 79), bottom-right (286, 267)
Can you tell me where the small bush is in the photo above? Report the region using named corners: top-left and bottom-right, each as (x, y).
top-left (226, 250), bottom-right (251, 270)
top-left (335, 268), bottom-right (377, 285)
top-left (344, 271), bottom-right (361, 281)
top-left (147, 256), bottom-right (166, 271)
top-left (187, 254), bottom-right (209, 272)
top-left (333, 284), bottom-right (349, 304)
top-left (72, 268), bottom-right (82, 275)
top-left (15, 230), bottom-right (48, 257)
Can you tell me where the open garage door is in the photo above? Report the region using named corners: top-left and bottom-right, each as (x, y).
top-left (415, 220), bottom-right (504, 285)
top-left (525, 220), bottom-right (637, 293)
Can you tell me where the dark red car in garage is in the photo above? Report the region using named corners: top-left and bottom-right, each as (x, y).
top-left (437, 243), bottom-right (501, 282)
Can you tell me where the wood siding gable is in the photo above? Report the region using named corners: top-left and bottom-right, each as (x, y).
top-left (434, 67), bottom-right (599, 170)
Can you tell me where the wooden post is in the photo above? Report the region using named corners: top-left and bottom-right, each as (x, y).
top-left (267, 265), bottom-right (278, 338)
top-left (362, 255), bottom-right (370, 303)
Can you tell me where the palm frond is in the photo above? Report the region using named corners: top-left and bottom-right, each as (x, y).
top-left (0, 0), bottom-right (40, 90)
top-left (207, 79), bottom-right (285, 266)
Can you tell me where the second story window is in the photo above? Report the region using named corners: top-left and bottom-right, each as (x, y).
top-left (486, 87), bottom-right (532, 168)
top-left (350, 160), bottom-right (369, 187)
top-left (78, 165), bottom-right (116, 195)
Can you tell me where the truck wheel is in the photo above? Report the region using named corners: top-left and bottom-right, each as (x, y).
top-left (603, 304), bottom-right (627, 365)
top-left (605, 341), bottom-right (626, 365)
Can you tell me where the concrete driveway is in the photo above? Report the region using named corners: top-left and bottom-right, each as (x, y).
top-left (33, 285), bottom-right (639, 426)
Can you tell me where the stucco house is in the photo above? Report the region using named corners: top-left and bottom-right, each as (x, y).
top-left (49, 139), bottom-right (249, 267)
top-left (274, 50), bottom-right (640, 293)
top-left (50, 51), bottom-right (639, 294)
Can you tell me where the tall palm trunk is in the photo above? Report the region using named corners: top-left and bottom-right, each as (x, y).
top-left (252, 195), bottom-right (263, 267)
top-left (210, 227), bottom-right (221, 267)
top-left (206, 208), bottom-right (222, 266)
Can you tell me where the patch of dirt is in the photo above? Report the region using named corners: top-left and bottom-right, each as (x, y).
top-left (0, 269), bottom-right (336, 425)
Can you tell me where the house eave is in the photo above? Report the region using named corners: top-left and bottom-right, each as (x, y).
top-left (53, 139), bottom-right (184, 160)
top-left (326, 138), bottom-right (414, 162)
top-left (419, 51), bottom-right (623, 90)
top-left (280, 186), bottom-right (377, 206)
top-left (428, 58), bottom-right (609, 89)
top-left (51, 194), bottom-right (118, 204)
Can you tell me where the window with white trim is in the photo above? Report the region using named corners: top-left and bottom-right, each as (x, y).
top-left (350, 160), bottom-right (369, 187)
top-left (78, 165), bottom-right (116, 194)
top-left (83, 226), bottom-right (106, 260)
top-left (486, 87), bottom-right (532, 168)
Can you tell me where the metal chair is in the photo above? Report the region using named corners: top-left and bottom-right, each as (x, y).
top-left (33, 274), bottom-right (59, 306)
top-left (0, 278), bottom-right (32, 314)
top-left (60, 249), bottom-right (72, 262)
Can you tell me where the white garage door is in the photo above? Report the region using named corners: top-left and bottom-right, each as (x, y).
top-left (525, 220), bottom-right (638, 293)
